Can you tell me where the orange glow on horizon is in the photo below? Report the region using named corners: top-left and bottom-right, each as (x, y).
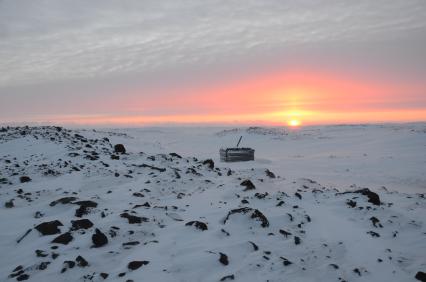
top-left (288, 119), bottom-right (301, 127)
top-left (10, 67), bottom-right (425, 126)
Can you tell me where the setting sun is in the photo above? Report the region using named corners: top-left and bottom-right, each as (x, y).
top-left (288, 119), bottom-right (301, 127)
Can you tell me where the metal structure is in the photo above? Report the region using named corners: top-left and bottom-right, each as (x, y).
top-left (219, 136), bottom-right (255, 162)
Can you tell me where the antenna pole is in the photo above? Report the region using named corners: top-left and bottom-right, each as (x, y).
top-left (236, 136), bottom-right (243, 147)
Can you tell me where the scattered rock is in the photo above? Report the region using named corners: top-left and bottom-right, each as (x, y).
top-left (223, 207), bottom-right (269, 228)
top-left (120, 213), bottom-right (148, 224)
top-left (202, 159), bottom-right (214, 169)
top-left (16, 274), bottom-right (30, 281)
top-left (265, 169), bottom-right (276, 178)
top-left (37, 261), bottom-right (50, 270)
top-left (35, 250), bottom-right (48, 257)
top-left (71, 219), bottom-right (94, 230)
top-left (219, 252), bottom-right (229, 265)
top-left (280, 257), bottom-right (293, 266)
top-left (92, 228), bottom-right (108, 247)
top-left (51, 232), bottom-right (73, 245)
top-left (249, 241), bottom-right (259, 251)
top-left (5, 199), bottom-right (14, 208)
top-left (61, 261), bottom-right (75, 273)
top-left (169, 153), bottom-right (182, 159)
top-left (367, 231), bottom-right (380, 238)
top-left (279, 229), bottom-right (292, 238)
top-left (240, 180), bottom-right (256, 191)
top-left (74, 200), bottom-right (98, 217)
top-left (114, 144), bottom-right (126, 154)
top-left (76, 255), bottom-right (89, 267)
top-left (294, 236), bottom-right (301, 245)
top-left (35, 220), bottom-right (63, 235)
top-left (49, 197), bottom-right (78, 207)
top-left (220, 274), bottom-right (235, 281)
top-left (19, 176), bottom-right (31, 183)
top-left (369, 217), bottom-right (383, 228)
top-left (128, 260), bottom-right (149, 270)
top-left (295, 192), bottom-right (302, 200)
top-left (346, 200), bottom-right (357, 208)
top-left (185, 221), bottom-right (208, 231)
top-left (415, 272), bottom-right (426, 282)
top-left (353, 188), bottom-right (381, 206)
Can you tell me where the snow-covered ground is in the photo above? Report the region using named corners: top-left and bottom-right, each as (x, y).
top-left (0, 124), bottom-right (425, 282)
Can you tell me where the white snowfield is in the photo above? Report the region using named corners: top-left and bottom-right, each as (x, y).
top-left (0, 124), bottom-right (425, 282)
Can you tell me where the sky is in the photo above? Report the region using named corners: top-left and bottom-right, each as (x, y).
top-left (0, 0), bottom-right (426, 126)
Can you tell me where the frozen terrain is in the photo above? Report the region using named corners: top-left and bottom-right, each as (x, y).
top-left (0, 124), bottom-right (425, 282)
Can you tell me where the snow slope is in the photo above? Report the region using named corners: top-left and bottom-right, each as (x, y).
top-left (0, 125), bottom-right (425, 282)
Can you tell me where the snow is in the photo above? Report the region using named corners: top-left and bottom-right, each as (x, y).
top-left (0, 124), bottom-right (425, 282)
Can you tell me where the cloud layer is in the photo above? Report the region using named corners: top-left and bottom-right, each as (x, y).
top-left (0, 0), bottom-right (425, 125)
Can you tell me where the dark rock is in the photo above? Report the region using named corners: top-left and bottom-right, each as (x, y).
top-left (240, 180), bottom-right (256, 191)
top-left (35, 250), bottom-right (48, 257)
top-left (185, 221), bottom-right (208, 231)
top-left (73, 200), bottom-right (98, 208)
top-left (294, 236), bottom-right (301, 245)
top-left (19, 176), bottom-right (31, 183)
top-left (120, 212), bottom-right (149, 224)
top-left (354, 188), bottom-right (381, 206)
top-left (111, 154), bottom-right (120, 160)
top-left (329, 264), bottom-right (339, 269)
top-left (123, 241), bottom-right (140, 247)
top-left (51, 232), bottom-right (73, 245)
top-left (92, 228), bottom-right (108, 247)
top-left (17, 274), bottom-right (30, 281)
top-left (5, 199), bottom-right (14, 208)
top-left (279, 229), bottom-right (292, 238)
top-left (114, 144), bottom-right (126, 154)
top-left (202, 159), bottom-right (214, 169)
top-left (265, 169), bottom-right (276, 178)
top-left (49, 197), bottom-right (78, 207)
top-left (219, 252), bottom-right (229, 265)
top-left (249, 241), bottom-right (258, 251)
top-left (128, 260), bottom-right (149, 270)
top-left (71, 219), bottom-right (94, 230)
top-left (220, 274), bottom-right (235, 281)
top-left (37, 261), bottom-right (50, 270)
top-left (76, 255), bottom-right (89, 267)
top-left (61, 261), bottom-right (75, 273)
top-left (9, 270), bottom-right (24, 278)
top-left (100, 273), bottom-right (109, 279)
top-left (346, 200), bottom-right (357, 208)
top-left (369, 217), bottom-right (383, 228)
top-left (74, 200), bottom-right (98, 217)
top-left (276, 201), bottom-right (285, 206)
top-left (353, 268), bottom-right (361, 276)
top-left (169, 153), bottom-right (182, 159)
top-left (280, 257), bottom-right (293, 266)
top-left (35, 220), bottom-right (63, 235)
top-left (223, 207), bottom-right (269, 228)
top-left (294, 192), bottom-right (302, 200)
top-left (140, 163), bottom-right (166, 172)
top-left (254, 192), bottom-right (268, 200)
top-left (415, 272), bottom-right (426, 282)
top-left (367, 231), bottom-right (380, 237)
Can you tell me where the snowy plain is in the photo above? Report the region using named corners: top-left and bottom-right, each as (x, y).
top-left (0, 124), bottom-right (425, 282)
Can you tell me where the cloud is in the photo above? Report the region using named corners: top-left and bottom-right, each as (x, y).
top-left (0, 0), bottom-right (425, 124)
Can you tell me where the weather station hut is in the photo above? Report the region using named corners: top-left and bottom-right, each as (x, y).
top-left (220, 136), bottom-right (255, 162)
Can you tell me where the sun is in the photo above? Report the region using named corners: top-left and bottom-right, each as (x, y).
top-left (288, 119), bottom-right (301, 127)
